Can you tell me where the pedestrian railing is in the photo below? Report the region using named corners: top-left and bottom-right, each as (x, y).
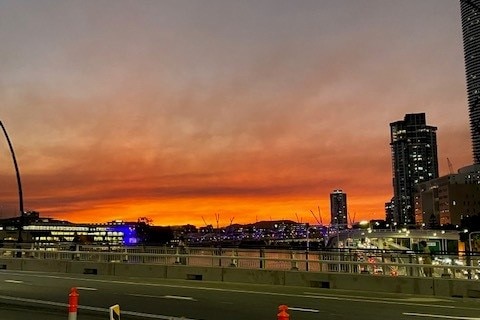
top-left (1, 244), bottom-right (479, 280)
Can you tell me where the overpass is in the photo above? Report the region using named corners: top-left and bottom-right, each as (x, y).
top-left (1, 244), bottom-right (480, 299)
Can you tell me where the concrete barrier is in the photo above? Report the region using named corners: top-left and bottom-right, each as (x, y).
top-left (285, 270), bottom-right (329, 287)
top-left (0, 258), bottom-right (22, 271)
top-left (22, 259), bottom-right (69, 273)
top-left (433, 278), bottom-right (480, 298)
top-left (166, 265), bottom-right (223, 282)
top-left (115, 263), bottom-right (167, 278)
top-left (66, 261), bottom-right (114, 276)
top-left (1, 257), bottom-right (479, 298)
top-left (222, 268), bottom-right (285, 285)
top-left (332, 273), bottom-right (434, 295)
top-left (285, 270), bottom-right (434, 295)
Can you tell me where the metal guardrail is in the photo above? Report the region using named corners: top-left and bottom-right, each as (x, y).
top-left (1, 243), bottom-right (479, 280)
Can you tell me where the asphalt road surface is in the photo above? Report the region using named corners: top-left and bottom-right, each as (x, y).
top-left (1, 270), bottom-right (480, 320)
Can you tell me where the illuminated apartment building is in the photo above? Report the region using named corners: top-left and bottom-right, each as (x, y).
top-left (330, 189), bottom-right (348, 229)
top-left (390, 113), bottom-right (439, 226)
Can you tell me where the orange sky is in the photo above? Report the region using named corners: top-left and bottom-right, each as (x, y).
top-left (0, 1), bottom-right (474, 227)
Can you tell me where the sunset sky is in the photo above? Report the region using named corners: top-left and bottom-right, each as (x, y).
top-left (0, 0), bottom-right (473, 227)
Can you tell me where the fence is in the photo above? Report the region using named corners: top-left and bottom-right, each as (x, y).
top-left (1, 243), bottom-right (479, 280)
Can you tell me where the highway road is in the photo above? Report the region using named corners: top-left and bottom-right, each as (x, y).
top-left (1, 270), bottom-right (480, 320)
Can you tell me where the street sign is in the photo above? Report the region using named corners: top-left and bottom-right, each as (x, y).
top-left (109, 304), bottom-right (120, 320)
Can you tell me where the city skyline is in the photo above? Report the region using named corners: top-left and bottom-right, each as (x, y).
top-left (0, 1), bottom-right (473, 226)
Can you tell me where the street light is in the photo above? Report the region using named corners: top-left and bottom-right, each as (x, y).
top-left (467, 231), bottom-right (480, 278)
top-left (468, 231), bottom-right (480, 256)
top-left (0, 121), bottom-right (24, 243)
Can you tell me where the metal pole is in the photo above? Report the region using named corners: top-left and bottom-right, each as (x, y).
top-left (305, 223), bottom-right (310, 271)
top-left (469, 233), bottom-right (472, 258)
top-left (306, 227), bottom-right (309, 251)
top-left (468, 231), bottom-right (480, 267)
top-left (0, 121), bottom-right (24, 243)
top-left (468, 232), bottom-right (474, 280)
top-left (336, 221), bottom-right (340, 249)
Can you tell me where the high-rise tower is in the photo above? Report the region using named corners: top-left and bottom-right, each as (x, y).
top-left (460, 0), bottom-right (480, 164)
top-left (390, 113), bottom-right (439, 226)
top-left (330, 189), bottom-right (348, 229)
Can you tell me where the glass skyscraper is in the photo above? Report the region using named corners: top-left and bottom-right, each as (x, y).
top-left (460, 0), bottom-right (480, 164)
top-left (390, 113), bottom-right (439, 226)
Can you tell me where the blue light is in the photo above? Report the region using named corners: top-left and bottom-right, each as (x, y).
top-left (111, 225), bottom-right (138, 246)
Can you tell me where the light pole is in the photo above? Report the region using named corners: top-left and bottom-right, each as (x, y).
top-left (468, 231), bottom-right (480, 256)
top-left (467, 231), bottom-right (480, 279)
top-left (305, 223), bottom-right (309, 271)
top-left (0, 121), bottom-right (24, 243)
top-left (305, 223), bottom-right (309, 251)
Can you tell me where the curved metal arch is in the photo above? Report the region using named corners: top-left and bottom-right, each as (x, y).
top-left (0, 121), bottom-right (24, 237)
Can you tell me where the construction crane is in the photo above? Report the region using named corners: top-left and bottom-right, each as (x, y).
top-left (310, 206), bottom-right (323, 225)
top-left (201, 216), bottom-right (209, 227)
top-left (447, 158), bottom-right (454, 174)
top-left (215, 213), bottom-right (220, 230)
top-left (294, 212), bottom-right (302, 224)
top-left (348, 212), bottom-right (357, 226)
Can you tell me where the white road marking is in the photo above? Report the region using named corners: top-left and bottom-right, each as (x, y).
top-left (402, 297), bottom-right (453, 303)
top-left (404, 312), bottom-right (480, 320)
top-left (0, 294), bottom-right (201, 320)
top-left (163, 295), bottom-right (196, 301)
top-left (303, 292), bottom-right (452, 303)
top-left (76, 287), bottom-right (98, 291)
top-left (288, 307), bottom-right (319, 313)
top-left (0, 294), bottom-right (66, 308)
top-left (0, 271), bottom-right (473, 311)
top-left (129, 293), bottom-right (197, 301)
top-left (302, 291), bottom-right (457, 309)
top-left (4, 280), bottom-right (23, 284)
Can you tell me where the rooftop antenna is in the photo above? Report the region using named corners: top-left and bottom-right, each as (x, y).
top-left (230, 217), bottom-right (234, 226)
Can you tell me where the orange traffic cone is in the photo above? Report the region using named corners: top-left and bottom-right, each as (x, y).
top-left (277, 305), bottom-right (289, 320)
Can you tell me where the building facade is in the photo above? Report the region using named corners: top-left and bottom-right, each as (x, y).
top-left (385, 198), bottom-right (395, 226)
top-left (460, 0), bottom-right (480, 164)
top-left (414, 164), bottom-right (480, 227)
top-left (390, 113), bottom-right (439, 226)
top-left (330, 189), bottom-right (348, 229)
